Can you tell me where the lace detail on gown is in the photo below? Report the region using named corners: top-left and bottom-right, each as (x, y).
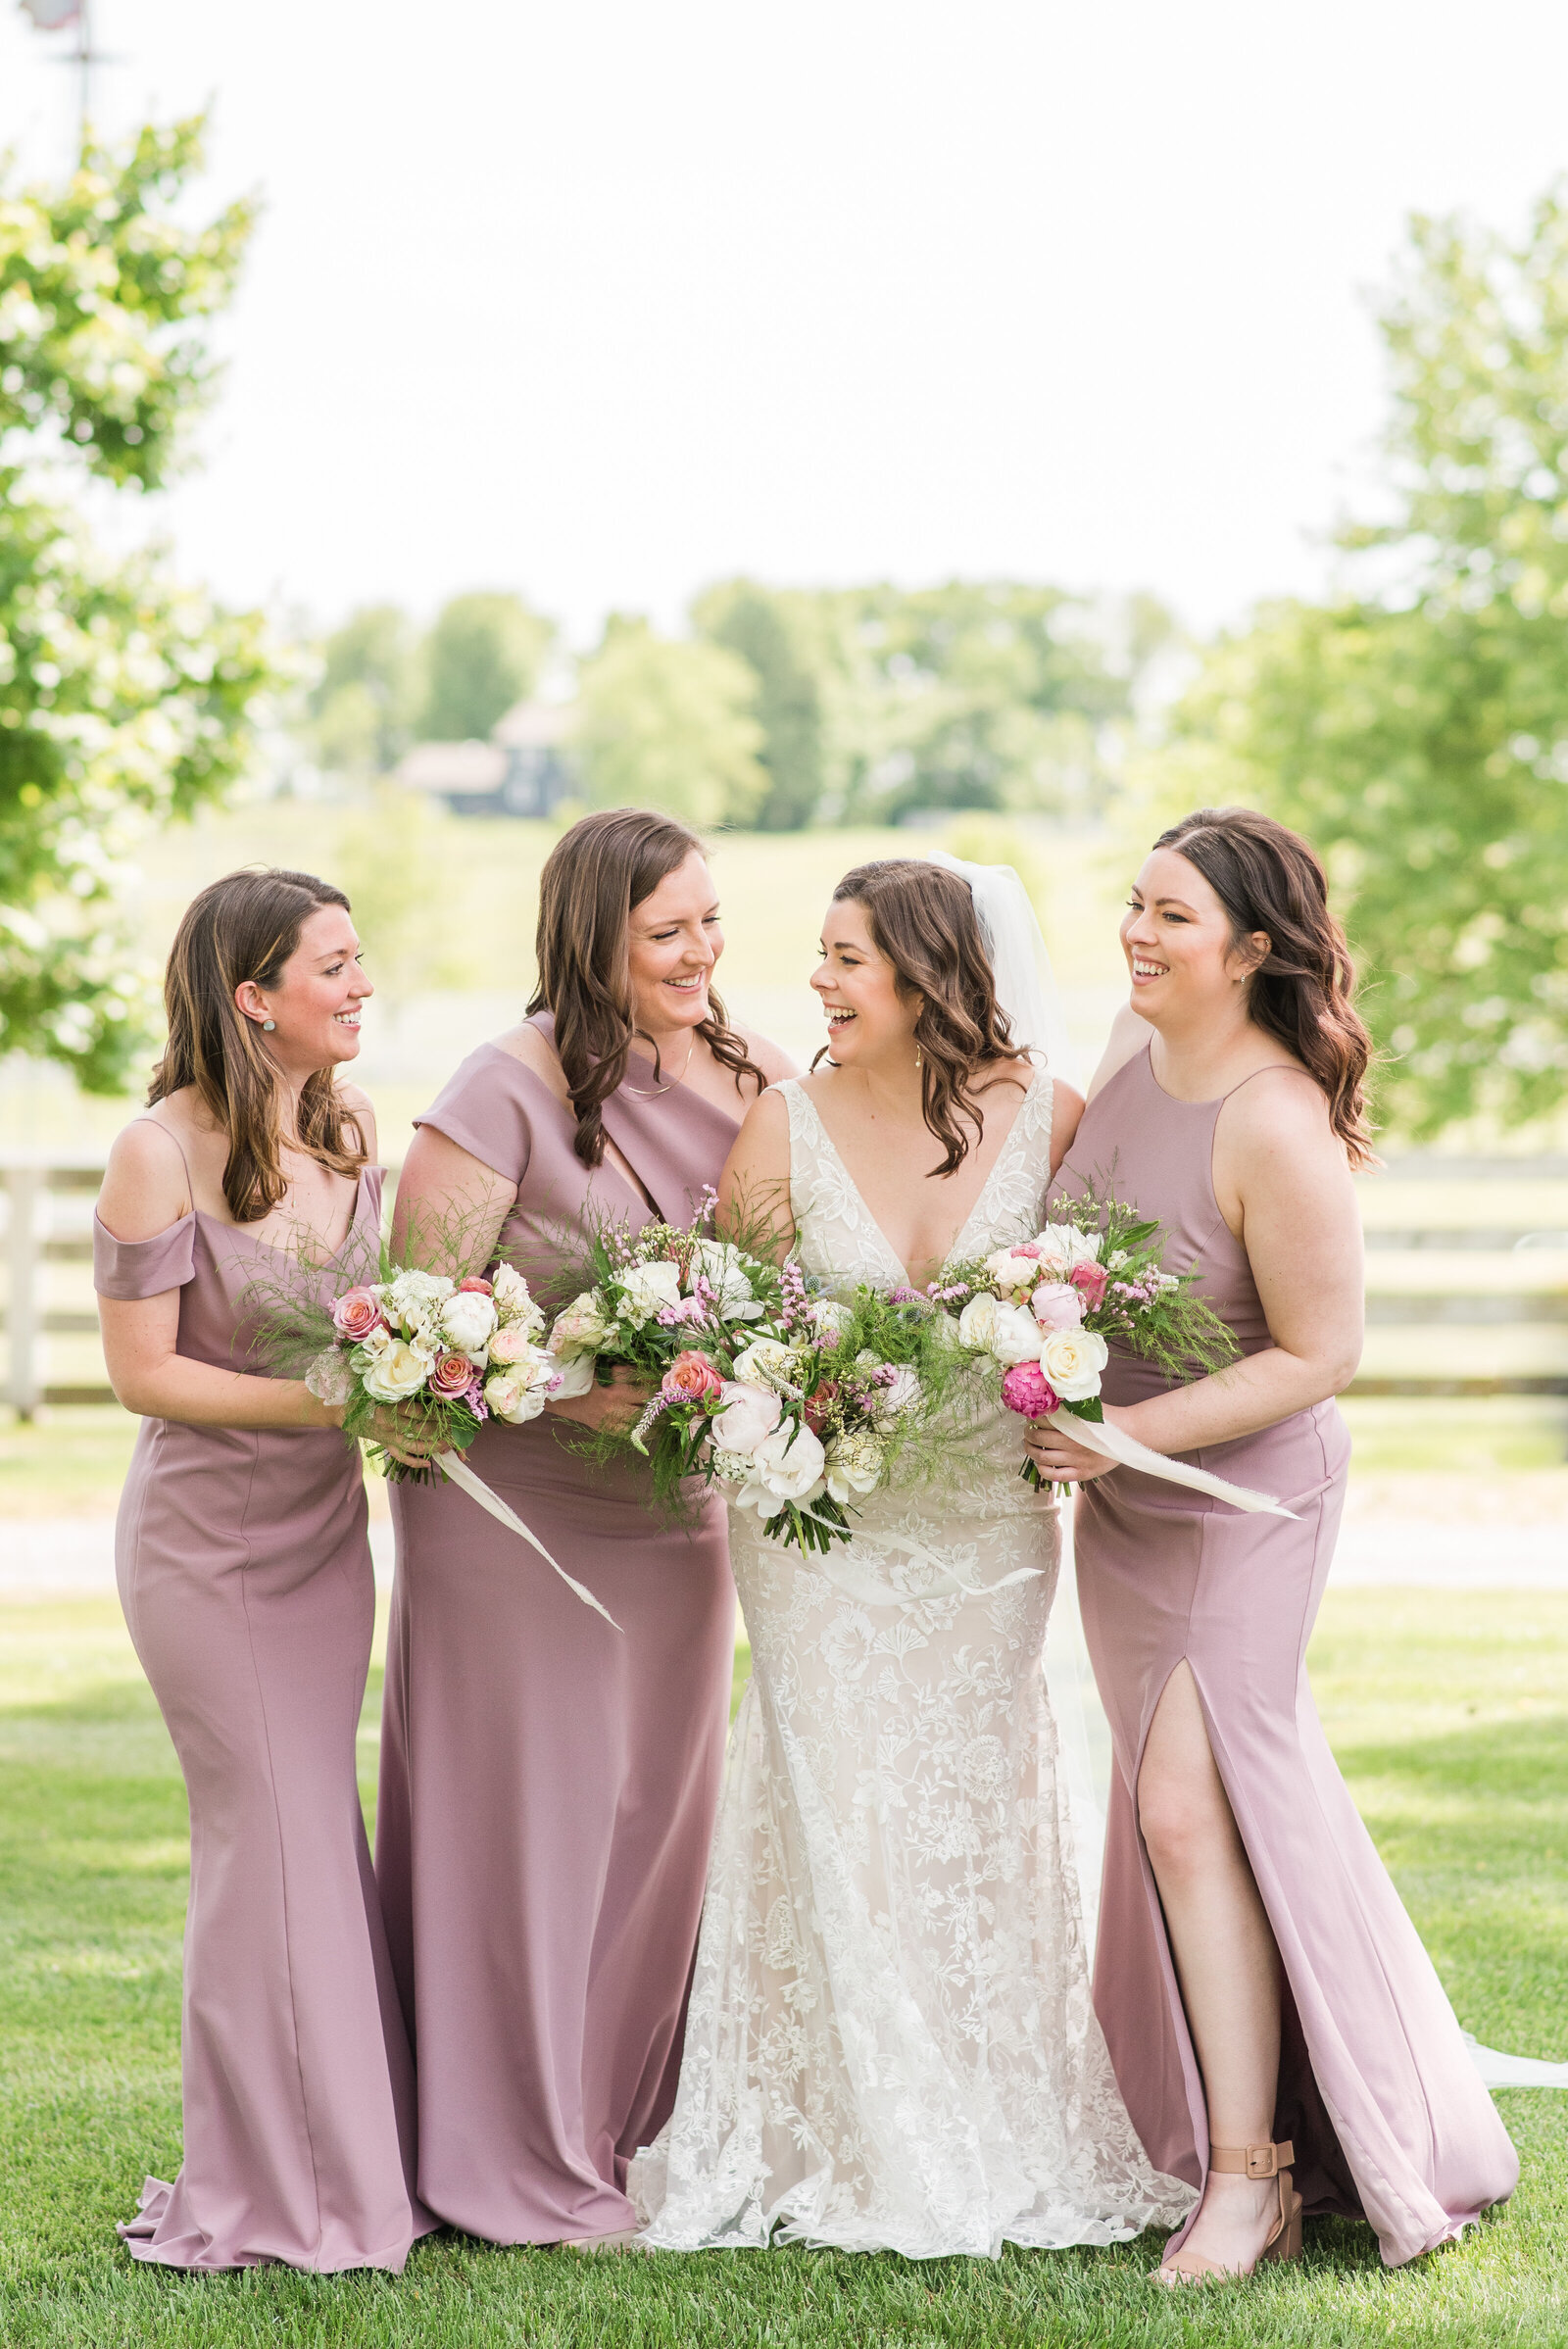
top-left (631, 1074), bottom-right (1193, 2256)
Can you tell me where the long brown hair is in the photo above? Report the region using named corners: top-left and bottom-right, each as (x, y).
top-left (528, 808), bottom-right (765, 1168)
top-left (149, 867), bottom-right (369, 1222)
top-left (820, 860), bottom-right (1029, 1175)
top-left (1153, 807), bottom-right (1377, 1167)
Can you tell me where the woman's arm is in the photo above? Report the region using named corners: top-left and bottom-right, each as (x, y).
top-left (96, 1123), bottom-right (343, 1431)
top-left (1048, 1082), bottom-right (1085, 1182)
top-left (1028, 1072), bottom-right (1363, 1476)
top-left (717, 1088), bottom-right (795, 1257)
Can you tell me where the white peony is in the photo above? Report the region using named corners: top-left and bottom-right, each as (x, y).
top-left (549, 1291), bottom-right (612, 1357)
top-left (491, 1262), bottom-right (544, 1334)
top-left (691, 1239), bottom-right (766, 1320)
top-left (381, 1268), bottom-right (454, 1338)
top-left (615, 1259), bottom-right (682, 1325)
top-left (824, 1427), bottom-right (885, 1502)
top-left (990, 1299), bottom-right (1048, 1367)
top-left (356, 1334), bottom-right (432, 1403)
top-left (739, 1422), bottom-right (827, 1509)
top-left (709, 1379), bottom-right (783, 1459)
top-left (870, 1365), bottom-right (922, 1425)
top-left (1033, 1221), bottom-right (1103, 1275)
top-left (956, 1291), bottom-right (1000, 1351)
top-left (1039, 1326), bottom-right (1109, 1401)
top-left (982, 1247), bottom-right (1042, 1295)
top-left (730, 1337), bottom-right (801, 1393)
top-left (440, 1289), bottom-right (498, 1358)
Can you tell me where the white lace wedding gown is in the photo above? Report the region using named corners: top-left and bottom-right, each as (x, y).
top-left (631, 1074), bottom-right (1193, 2258)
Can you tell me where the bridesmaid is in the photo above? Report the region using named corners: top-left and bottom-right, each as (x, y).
top-left (1034, 807), bottom-right (1517, 2278)
top-left (378, 807), bottom-right (793, 2247)
top-left (94, 868), bottom-right (430, 2272)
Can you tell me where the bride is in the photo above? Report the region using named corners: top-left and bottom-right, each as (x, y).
top-left (631, 856), bottom-right (1194, 2258)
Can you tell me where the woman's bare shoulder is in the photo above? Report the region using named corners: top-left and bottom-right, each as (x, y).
top-left (99, 1108), bottom-right (197, 1239)
top-left (737, 1027), bottom-right (799, 1087)
top-left (1085, 1005), bottom-right (1148, 1102)
top-left (491, 1020), bottom-right (569, 1101)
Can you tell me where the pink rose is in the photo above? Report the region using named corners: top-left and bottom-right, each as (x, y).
top-left (428, 1350), bottom-right (475, 1397)
top-left (331, 1286), bottom-right (386, 1343)
top-left (457, 1275), bottom-right (494, 1296)
top-left (1068, 1260), bottom-right (1107, 1310)
top-left (1031, 1281), bottom-right (1086, 1332)
top-left (662, 1350), bottom-right (724, 1405)
top-left (1001, 1362), bottom-right (1060, 1420)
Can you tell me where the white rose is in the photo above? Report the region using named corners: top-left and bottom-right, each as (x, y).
top-left (1033, 1221), bottom-right (1103, 1275)
top-left (487, 1324), bottom-right (539, 1367)
top-left (730, 1338), bottom-right (801, 1393)
top-left (1039, 1326), bottom-right (1109, 1401)
top-left (990, 1299), bottom-right (1048, 1367)
top-left (746, 1422), bottom-right (827, 1504)
top-left (440, 1289), bottom-right (499, 1358)
top-left (709, 1379), bottom-right (783, 1459)
top-left (382, 1269), bottom-right (455, 1333)
top-left (871, 1366), bottom-right (922, 1425)
top-left (305, 1346), bottom-right (354, 1406)
top-left (824, 1427), bottom-right (885, 1502)
top-left (982, 1247), bottom-right (1041, 1295)
top-left (549, 1291), bottom-right (612, 1357)
top-left (956, 1291), bottom-right (1000, 1351)
top-left (357, 1336), bottom-right (431, 1403)
top-left (547, 1352), bottom-right (596, 1400)
top-left (484, 1364), bottom-right (551, 1425)
top-left (615, 1259), bottom-right (682, 1325)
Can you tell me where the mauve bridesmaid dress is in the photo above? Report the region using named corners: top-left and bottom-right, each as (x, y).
top-left (376, 1017), bottom-right (739, 2244)
top-left (1051, 1045), bottom-right (1517, 2269)
top-left (94, 1155), bottom-right (431, 2272)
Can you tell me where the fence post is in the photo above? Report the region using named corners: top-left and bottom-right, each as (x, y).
top-left (5, 1166), bottom-right (42, 1419)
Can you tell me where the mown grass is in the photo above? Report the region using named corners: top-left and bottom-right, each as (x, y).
top-left (0, 1590), bottom-right (1563, 2347)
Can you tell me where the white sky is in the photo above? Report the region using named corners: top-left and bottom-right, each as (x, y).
top-left (5, 0), bottom-right (1568, 647)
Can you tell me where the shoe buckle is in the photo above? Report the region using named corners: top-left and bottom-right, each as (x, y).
top-left (1246, 2146), bottom-right (1278, 2178)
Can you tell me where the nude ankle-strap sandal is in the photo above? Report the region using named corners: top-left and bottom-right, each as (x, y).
top-left (1156, 2138), bottom-right (1303, 2281)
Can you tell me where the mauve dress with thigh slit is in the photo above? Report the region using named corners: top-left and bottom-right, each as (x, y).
top-left (1050, 1045), bottom-right (1517, 2269)
top-left (94, 1159), bottom-right (431, 2272)
top-left (375, 1018), bottom-right (739, 2244)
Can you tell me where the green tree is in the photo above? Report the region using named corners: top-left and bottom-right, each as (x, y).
top-left (1146, 189), bottom-right (1568, 1135)
top-left (309, 604), bottom-right (421, 776)
top-left (574, 617), bottom-right (766, 828)
top-left (693, 580), bottom-right (826, 829)
top-left (417, 593), bottom-right (554, 742)
top-left (0, 119), bottom-right (273, 1090)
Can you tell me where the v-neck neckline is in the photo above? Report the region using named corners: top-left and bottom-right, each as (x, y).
top-left (793, 1071), bottom-right (1046, 1290)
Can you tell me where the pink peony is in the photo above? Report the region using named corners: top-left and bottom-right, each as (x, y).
top-left (428, 1350), bottom-right (476, 1397)
top-left (331, 1286), bottom-right (386, 1343)
top-left (1001, 1361), bottom-right (1060, 1420)
top-left (1068, 1260), bottom-right (1108, 1310)
top-left (1031, 1281), bottom-right (1086, 1332)
top-left (662, 1349), bottom-right (724, 1405)
top-left (457, 1275), bottom-right (494, 1296)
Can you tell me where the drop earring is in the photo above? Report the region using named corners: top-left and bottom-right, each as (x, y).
top-left (914, 1042), bottom-right (923, 1071)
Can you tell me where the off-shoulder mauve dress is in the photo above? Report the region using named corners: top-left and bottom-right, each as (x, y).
top-left (376, 1018), bottom-right (740, 2243)
top-left (1051, 1046), bottom-right (1517, 2269)
top-left (94, 1153), bottom-right (430, 2272)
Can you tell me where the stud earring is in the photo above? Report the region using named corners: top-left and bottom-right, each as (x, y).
top-left (261, 1018), bottom-right (276, 1032)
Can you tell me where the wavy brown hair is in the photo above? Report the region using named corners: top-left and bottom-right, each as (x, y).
top-left (149, 868), bottom-right (369, 1222)
top-left (529, 808), bottom-right (765, 1168)
top-left (1153, 807), bottom-right (1377, 1167)
top-left (819, 860), bottom-right (1029, 1175)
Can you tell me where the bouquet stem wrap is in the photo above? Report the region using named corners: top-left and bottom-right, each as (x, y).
top-left (435, 1448), bottom-right (623, 1630)
top-left (1039, 1408), bottom-right (1296, 1517)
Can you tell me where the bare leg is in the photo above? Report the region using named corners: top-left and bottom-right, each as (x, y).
top-left (1137, 1660), bottom-right (1286, 2276)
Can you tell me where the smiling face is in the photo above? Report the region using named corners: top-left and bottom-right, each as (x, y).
top-left (1120, 846), bottom-right (1268, 1029)
top-left (810, 894), bottom-right (919, 1066)
top-left (626, 850), bottom-right (724, 1038)
top-left (236, 903), bottom-right (372, 1074)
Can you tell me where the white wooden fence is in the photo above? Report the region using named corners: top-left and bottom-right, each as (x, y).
top-left (2, 1152), bottom-right (1566, 1417)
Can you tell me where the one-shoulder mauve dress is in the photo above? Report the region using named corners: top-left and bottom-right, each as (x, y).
top-left (94, 1158), bottom-right (431, 2272)
top-left (1051, 1046), bottom-right (1517, 2269)
top-left (376, 1020), bottom-right (740, 2243)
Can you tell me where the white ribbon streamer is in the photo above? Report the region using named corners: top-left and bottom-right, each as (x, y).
top-left (434, 1448), bottom-right (623, 1631)
top-left (1464, 2032), bottom-right (1568, 2090)
top-left (1040, 1408), bottom-right (1298, 1518)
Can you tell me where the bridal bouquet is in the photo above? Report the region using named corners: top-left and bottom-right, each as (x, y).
top-left (545, 1213), bottom-right (962, 1554)
top-left (289, 1259), bottom-right (563, 1478)
top-left (936, 1185), bottom-right (1236, 1487)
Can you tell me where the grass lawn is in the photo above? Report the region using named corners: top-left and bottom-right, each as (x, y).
top-left (0, 1590), bottom-right (1563, 2347)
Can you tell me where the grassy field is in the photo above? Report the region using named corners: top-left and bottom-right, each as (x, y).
top-left (0, 1587), bottom-right (1563, 2349)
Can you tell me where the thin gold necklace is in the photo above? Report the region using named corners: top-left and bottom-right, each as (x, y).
top-left (627, 1028), bottom-right (699, 1097)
